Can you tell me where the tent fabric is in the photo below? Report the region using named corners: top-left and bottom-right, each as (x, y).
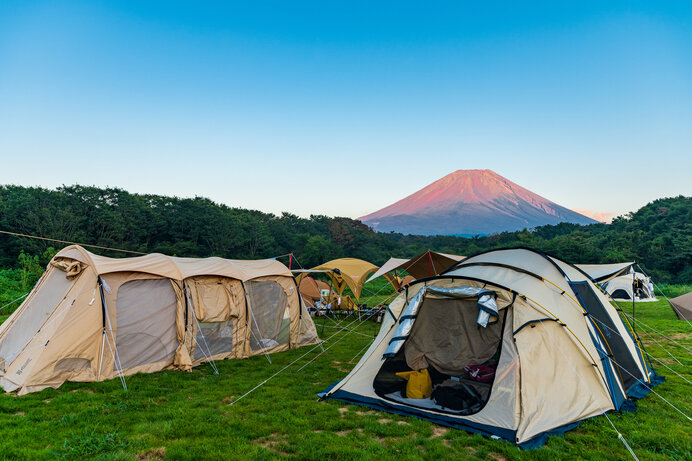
top-left (321, 247), bottom-right (658, 448)
top-left (0, 245), bottom-right (320, 395)
top-left (575, 262), bottom-right (635, 282)
top-left (604, 273), bottom-right (657, 302)
top-left (668, 292), bottom-right (692, 320)
top-left (297, 258), bottom-right (380, 300)
top-left (365, 251), bottom-right (465, 286)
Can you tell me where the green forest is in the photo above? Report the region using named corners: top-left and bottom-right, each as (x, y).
top-left (0, 185), bottom-right (689, 285)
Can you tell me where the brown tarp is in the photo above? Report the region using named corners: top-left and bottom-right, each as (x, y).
top-left (365, 251), bottom-right (465, 287)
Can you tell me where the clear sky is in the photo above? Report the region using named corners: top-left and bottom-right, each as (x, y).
top-left (1, 1), bottom-right (690, 221)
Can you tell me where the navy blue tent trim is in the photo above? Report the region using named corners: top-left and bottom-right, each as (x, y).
top-left (627, 372), bottom-right (665, 399)
top-left (322, 388), bottom-right (516, 443)
top-left (517, 421), bottom-right (581, 450)
top-left (320, 387), bottom-right (600, 450)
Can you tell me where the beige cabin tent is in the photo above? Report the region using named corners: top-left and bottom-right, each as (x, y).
top-left (321, 248), bottom-right (661, 448)
top-left (0, 245), bottom-right (320, 395)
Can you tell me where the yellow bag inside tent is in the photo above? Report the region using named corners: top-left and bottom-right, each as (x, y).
top-left (395, 369), bottom-right (432, 399)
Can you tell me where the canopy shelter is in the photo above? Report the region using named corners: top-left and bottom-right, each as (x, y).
top-left (365, 251), bottom-right (465, 287)
top-left (321, 247), bottom-right (660, 449)
top-left (576, 262), bottom-right (635, 283)
top-left (0, 245), bottom-right (320, 395)
top-left (295, 258), bottom-right (392, 301)
top-left (668, 292), bottom-right (692, 320)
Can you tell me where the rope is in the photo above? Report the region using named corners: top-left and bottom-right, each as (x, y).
top-left (620, 312), bottom-right (692, 354)
top-left (191, 314), bottom-right (220, 375)
top-left (586, 311), bottom-right (687, 378)
top-left (0, 229), bottom-right (146, 255)
top-left (296, 316), bottom-right (369, 371)
top-left (103, 296), bottom-right (128, 391)
top-left (320, 324), bottom-right (373, 339)
top-left (606, 353), bottom-right (691, 422)
top-left (646, 353), bottom-right (692, 385)
top-left (0, 292), bottom-right (29, 312)
top-left (348, 341), bottom-right (372, 363)
top-left (229, 315), bottom-right (365, 406)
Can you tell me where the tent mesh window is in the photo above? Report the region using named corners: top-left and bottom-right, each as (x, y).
top-left (194, 320), bottom-right (234, 360)
top-left (245, 280), bottom-right (290, 350)
top-left (373, 295), bottom-right (507, 416)
top-left (114, 279), bottom-right (178, 370)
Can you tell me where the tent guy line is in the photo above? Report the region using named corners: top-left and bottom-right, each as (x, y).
top-left (0, 229), bottom-right (147, 255)
top-left (229, 314), bottom-right (367, 406)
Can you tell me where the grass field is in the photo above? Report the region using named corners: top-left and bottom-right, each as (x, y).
top-left (0, 282), bottom-right (689, 460)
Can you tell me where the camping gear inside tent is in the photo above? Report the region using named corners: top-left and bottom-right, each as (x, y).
top-left (576, 262), bottom-right (635, 283)
top-left (0, 245), bottom-right (320, 395)
top-left (366, 251), bottom-right (465, 289)
top-left (668, 292), bottom-right (692, 320)
top-left (604, 273), bottom-right (657, 302)
top-left (320, 248), bottom-right (660, 448)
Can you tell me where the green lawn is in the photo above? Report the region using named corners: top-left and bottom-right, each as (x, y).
top-left (0, 293), bottom-right (689, 460)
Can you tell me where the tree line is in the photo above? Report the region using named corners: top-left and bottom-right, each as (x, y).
top-left (0, 185), bottom-right (689, 283)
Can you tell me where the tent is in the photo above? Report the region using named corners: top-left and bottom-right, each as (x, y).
top-left (366, 251), bottom-right (466, 288)
top-left (667, 292), bottom-right (692, 320)
top-left (576, 262), bottom-right (634, 283)
top-left (320, 248), bottom-right (660, 448)
top-left (298, 276), bottom-right (333, 308)
top-left (0, 245), bottom-right (320, 395)
top-left (296, 258), bottom-right (392, 301)
top-left (604, 273), bottom-right (657, 302)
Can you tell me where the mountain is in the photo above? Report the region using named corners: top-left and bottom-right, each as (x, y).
top-left (359, 169), bottom-right (598, 235)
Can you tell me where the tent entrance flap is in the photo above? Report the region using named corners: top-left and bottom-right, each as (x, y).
top-left (374, 290), bottom-right (506, 416)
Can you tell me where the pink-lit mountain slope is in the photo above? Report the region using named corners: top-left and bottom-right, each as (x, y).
top-left (359, 169), bottom-right (597, 236)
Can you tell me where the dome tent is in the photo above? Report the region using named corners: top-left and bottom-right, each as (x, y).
top-left (0, 245), bottom-right (320, 395)
top-left (604, 272), bottom-right (657, 302)
top-left (320, 248), bottom-right (661, 448)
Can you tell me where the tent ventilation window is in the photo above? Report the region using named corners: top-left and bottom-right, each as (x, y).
top-left (374, 287), bottom-right (506, 416)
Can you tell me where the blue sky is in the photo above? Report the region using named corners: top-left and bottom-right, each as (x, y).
top-left (1, 1), bottom-right (690, 221)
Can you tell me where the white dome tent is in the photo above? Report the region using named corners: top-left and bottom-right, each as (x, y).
top-left (320, 248), bottom-right (662, 449)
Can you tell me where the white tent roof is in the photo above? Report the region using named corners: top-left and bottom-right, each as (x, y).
top-left (575, 262), bottom-right (634, 282)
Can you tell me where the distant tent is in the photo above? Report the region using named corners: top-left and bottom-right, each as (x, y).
top-left (604, 273), bottom-right (657, 302)
top-left (366, 251), bottom-right (465, 288)
top-left (668, 292), bottom-right (692, 320)
top-left (576, 262), bottom-right (634, 283)
top-left (321, 248), bottom-right (660, 448)
top-left (296, 258), bottom-right (393, 301)
top-left (0, 245), bottom-right (320, 395)
top-left (298, 276), bottom-right (334, 308)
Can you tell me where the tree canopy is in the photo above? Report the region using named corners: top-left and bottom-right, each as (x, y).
top-left (0, 185), bottom-right (689, 283)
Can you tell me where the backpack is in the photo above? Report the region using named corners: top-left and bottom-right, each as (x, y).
top-left (432, 380), bottom-right (483, 413)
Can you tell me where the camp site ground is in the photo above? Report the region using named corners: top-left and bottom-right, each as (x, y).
top-left (0, 273), bottom-right (689, 460)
